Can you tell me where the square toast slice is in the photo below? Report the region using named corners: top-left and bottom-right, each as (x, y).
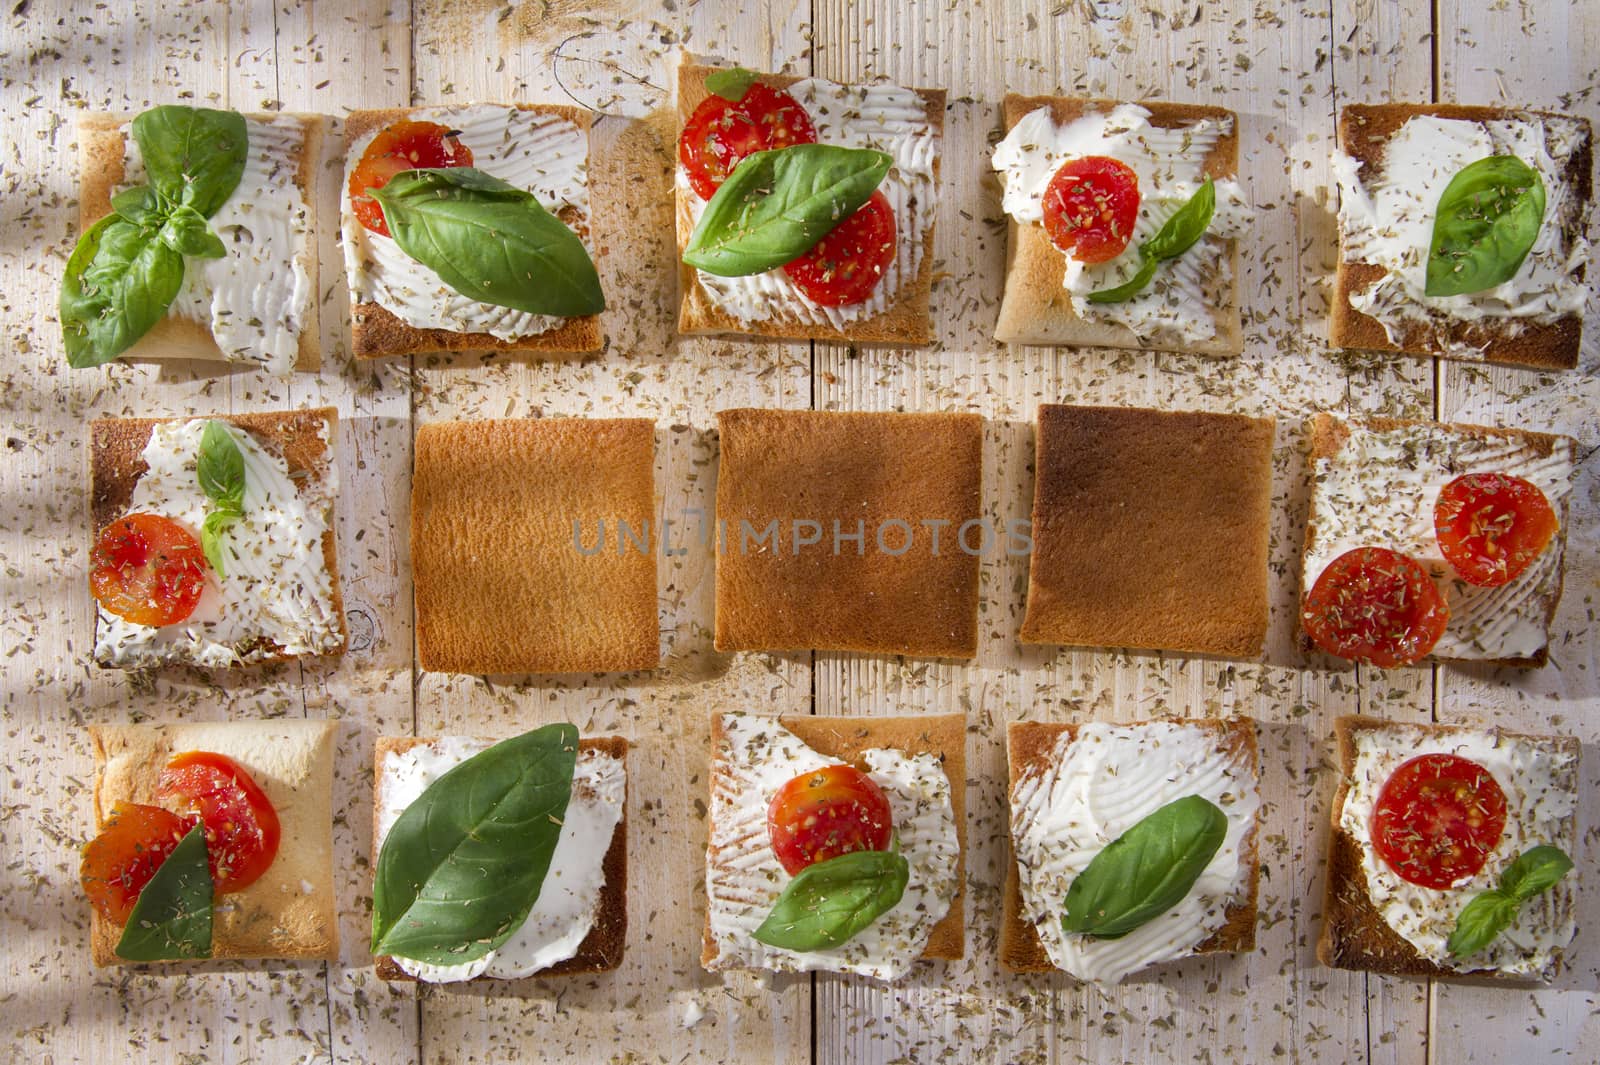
top-left (411, 417), bottom-right (659, 675)
top-left (372, 735), bottom-right (629, 981)
top-left (1331, 103), bottom-right (1591, 370)
top-left (713, 408), bottom-right (982, 657)
top-left (676, 62), bottom-right (945, 345)
top-left (88, 720), bottom-right (338, 965)
top-left (1001, 718), bottom-right (1259, 974)
top-left (1019, 404), bottom-right (1274, 657)
top-left (993, 94), bottom-right (1242, 355)
top-left (341, 104), bottom-right (601, 358)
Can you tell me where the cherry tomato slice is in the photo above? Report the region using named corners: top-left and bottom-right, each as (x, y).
top-left (80, 801), bottom-right (198, 925)
top-left (678, 82), bottom-right (818, 200)
top-left (90, 513), bottom-right (208, 627)
top-left (767, 764), bottom-right (893, 876)
top-left (1371, 753), bottom-right (1508, 889)
top-left (349, 119), bottom-right (474, 237)
top-left (159, 752), bottom-right (281, 894)
top-left (1434, 472), bottom-right (1558, 588)
top-left (1303, 547), bottom-right (1450, 667)
top-left (1042, 155), bottom-right (1141, 264)
top-left (782, 190), bottom-right (897, 307)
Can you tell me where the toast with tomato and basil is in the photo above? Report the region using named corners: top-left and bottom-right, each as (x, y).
top-left (1001, 718), bottom-right (1260, 981)
top-left (82, 720), bottom-right (337, 966)
top-left (88, 408), bottom-right (347, 670)
top-left (1330, 104), bottom-right (1592, 370)
top-left (1320, 716), bottom-right (1580, 981)
top-left (702, 712), bottom-right (965, 980)
top-left (340, 104), bottom-right (604, 358)
top-left (990, 94), bottom-right (1245, 355)
top-left (675, 62), bottom-right (945, 345)
top-left (69, 107), bottom-right (324, 375)
top-left (370, 726), bottom-right (627, 982)
top-left (1300, 413), bottom-right (1574, 669)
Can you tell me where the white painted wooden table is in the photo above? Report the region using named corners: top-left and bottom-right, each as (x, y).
top-left (1, 1), bottom-right (1595, 1062)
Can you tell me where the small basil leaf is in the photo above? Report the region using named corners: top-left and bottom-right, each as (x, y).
top-left (705, 66), bottom-right (760, 101)
top-left (683, 144), bottom-right (893, 277)
top-left (1087, 177), bottom-right (1216, 305)
top-left (752, 847), bottom-right (910, 952)
top-left (60, 215), bottom-right (186, 368)
top-left (1425, 155), bottom-right (1546, 298)
top-left (201, 510), bottom-right (237, 578)
top-left (115, 824), bottom-right (213, 961)
top-left (1061, 794), bottom-right (1228, 939)
top-left (198, 420), bottom-right (246, 511)
top-left (369, 167), bottom-right (605, 318)
top-left (1500, 844), bottom-right (1575, 901)
top-left (160, 206), bottom-right (227, 259)
top-left (110, 185), bottom-right (165, 227)
top-left (132, 105), bottom-right (249, 219)
top-left (1445, 889), bottom-right (1520, 960)
top-left (372, 724), bottom-right (580, 965)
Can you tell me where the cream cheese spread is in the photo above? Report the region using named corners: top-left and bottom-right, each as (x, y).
top-left (1009, 721), bottom-right (1259, 983)
top-left (704, 713), bottom-right (960, 980)
top-left (991, 103), bottom-right (1250, 346)
top-left (1305, 417), bottom-right (1573, 661)
top-left (375, 737), bottom-right (626, 982)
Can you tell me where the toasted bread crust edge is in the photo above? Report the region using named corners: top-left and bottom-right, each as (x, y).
top-left (675, 62), bottom-right (944, 345)
top-left (1000, 718), bottom-right (1260, 974)
top-left (1330, 103), bottom-right (1590, 370)
top-left (1300, 412), bottom-right (1572, 668)
top-left (372, 734), bottom-right (630, 982)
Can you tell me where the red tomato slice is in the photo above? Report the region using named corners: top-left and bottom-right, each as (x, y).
top-left (1043, 155), bottom-right (1141, 264)
top-left (80, 802), bottom-right (198, 925)
top-left (1303, 547), bottom-right (1450, 667)
top-left (159, 752), bottom-right (281, 894)
top-left (349, 119), bottom-right (475, 237)
top-left (678, 82), bottom-right (818, 200)
top-left (1434, 472), bottom-right (1558, 588)
top-left (89, 513), bottom-right (208, 627)
top-left (782, 190), bottom-right (897, 307)
top-left (767, 764), bottom-right (893, 876)
top-left (1371, 753), bottom-right (1508, 889)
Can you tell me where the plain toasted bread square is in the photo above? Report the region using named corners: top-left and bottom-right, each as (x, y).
top-left (372, 735), bottom-right (629, 981)
top-left (1000, 718), bottom-right (1259, 974)
top-left (411, 417), bottom-right (659, 675)
top-left (993, 94), bottom-right (1242, 354)
top-left (713, 409), bottom-right (982, 658)
top-left (675, 62), bottom-right (945, 345)
top-left (1330, 103), bottom-right (1591, 370)
top-left (87, 720), bottom-right (338, 966)
top-left (341, 104), bottom-right (601, 358)
top-left (77, 111), bottom-right (324, 372)
top-left (1019, 404), bottom-right (1273, 657)
top-left (1318, 716), bottom-right (1580, 979)
top-left (1301, 412), bottom-right (1572, 668)
top-left (701, 712), bottom-right (966, 969)
top-left (88, 408), bottom-right (348, 667)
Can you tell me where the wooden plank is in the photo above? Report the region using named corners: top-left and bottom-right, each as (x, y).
top-left (1430, 2), bottom-right (1600, 1061)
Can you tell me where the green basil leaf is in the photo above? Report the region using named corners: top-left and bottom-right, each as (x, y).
top-left (705, 66), bottom-right (759, 101)
top-left (1425, 155), bottom-right (1546, 298)
top-left (115, 824), bottom-right (213, 961)
top-left (132, 105), bottom-right (248, 218)
top-left (160, 205), bottom-right (227, 259)
top-left (1087, 177), bottom-right (1216, 305)
top-left (1500, 844), bottom-right (1575, 901)
top-left (1445, 889), bottom-right (1520, 960)
top-left (369, 167), bottom-right (605, 318)
top-left (682, 144), bottom-right (893, 277)
top-left (60, 214), bottom-right (186, 368)
top-left (201, 510), bottom-right (237, 578)
top-left (372, 723), bottom-right (580, 965)
top-left (110, 185), bottom-right (165, 227)
top-left (752, 846), bottom-right (910, 952)
top-left (198, 420), bottom-right (246, 511)
top-left (1061, 794), bottom-right (1228, 939)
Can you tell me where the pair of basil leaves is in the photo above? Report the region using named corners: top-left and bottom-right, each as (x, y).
top-left (1425, 154), bottom-right (1546, 297)
top-left (197, 420), bottom-right (247, 576)
top-left (1087, 178), bottom-right (1217, 305)
top-left (371, 724), bottom-right (579, 965)
top-left (1447, 844), bottom-right (1573, 959)
top-left (61, 106), bottom-right (248, 368)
